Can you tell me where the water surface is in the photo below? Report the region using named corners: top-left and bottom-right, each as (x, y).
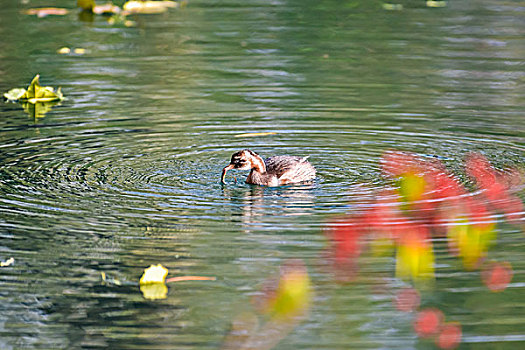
top-left (0, 0), bottom-right (524, 349)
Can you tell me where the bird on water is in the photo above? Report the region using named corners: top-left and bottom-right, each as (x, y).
top-left (221, 149), bottom-right (316, 186)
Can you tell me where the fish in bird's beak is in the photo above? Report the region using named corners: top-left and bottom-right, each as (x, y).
top-left (221, 164), bottom-right (234, 184)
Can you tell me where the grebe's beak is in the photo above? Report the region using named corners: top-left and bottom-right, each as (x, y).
top-left (221, 164), bottom-right (234, 184)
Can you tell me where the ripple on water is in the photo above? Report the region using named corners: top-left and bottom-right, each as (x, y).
top-left (0, 120), bottom-right (523, 230)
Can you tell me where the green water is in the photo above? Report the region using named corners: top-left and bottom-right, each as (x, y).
top-left (0, 0), bottom-right (524, 349)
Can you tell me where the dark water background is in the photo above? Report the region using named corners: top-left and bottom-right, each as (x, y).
top-left (0, 0), bottom-right (524, 349)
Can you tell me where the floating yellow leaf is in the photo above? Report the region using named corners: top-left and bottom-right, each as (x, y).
top-left (234, 132), bottom-right (277, 138)
top-left (74, 48), bottom-right (87, 55)
top-left (1, 257), bottom-right (14, 267)
top-left (10, 75), bottom-right (65, 103)
top-left (140, 264), bottom-right (168, 284)
top-left (4, 88), bottom-right (27, 101)
top-left (140, 264), bottom-right (169, 300)
top-left (123, 0), bottom-right (178, 14)
top-left (57, 47), bottom-right (71, 54)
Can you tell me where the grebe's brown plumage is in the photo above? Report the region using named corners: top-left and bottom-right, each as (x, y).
top-left (221, 149), bottom-right (316, 186)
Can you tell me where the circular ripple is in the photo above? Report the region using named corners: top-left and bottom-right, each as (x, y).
top-left (0, 122), bottom-right (523, 230)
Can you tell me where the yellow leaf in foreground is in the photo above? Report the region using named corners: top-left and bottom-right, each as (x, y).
top-left (234, 132), bottom-right (277, 138)
top-left (267, 260), bottom-right (311, 320)
top-left (397, 172), bottom-right (426, 203)
top-left (1, 257), bottom-right (15, 267)
top-left (140, 264), bottom-right (169, 284)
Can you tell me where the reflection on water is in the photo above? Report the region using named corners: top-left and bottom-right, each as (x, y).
top-left (1, 0), bottom-right (524, 349)
top-left (222, 184), bottom-right (315, 233)
top-left (21, 100), bottom-right (61, 120)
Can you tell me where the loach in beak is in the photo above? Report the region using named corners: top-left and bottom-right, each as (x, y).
top-left (221, 164), bottom-right (234, 184)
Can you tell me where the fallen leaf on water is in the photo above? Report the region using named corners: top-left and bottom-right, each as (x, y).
top-left (24, 7), bottom-right (69, 17)
top-left (4, 75), bottom-right (64, 103)
top-left (139, 264), bottom-right (215, 300)
top-left (139, 264), bottom-right (169, 300)
top-left (4, 88), bottom-right (27, 101)
top-left (1, 257), bottom-right (15, 267)
top-left (234, 132), bottom-right (277, 138)
top-left (123, 0), bottom-right (178, 14)
top-left (74, 48), bottom-right (87, 55)
top-left (140, 264), bottom-right (168, 284)
top-left (57, 47), bottom-right (71, 54)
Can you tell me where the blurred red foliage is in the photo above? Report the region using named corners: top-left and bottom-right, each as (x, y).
top-left (413, 308), bottom-right (444, 338)
top-left (395, 287), bottom-right (420, 312)
top-left (323, 150), bottom-right (523, 348)
top-left (436, 323), bottom-right (462, 349)
top-left (482, 261), bottom-right (513, 292)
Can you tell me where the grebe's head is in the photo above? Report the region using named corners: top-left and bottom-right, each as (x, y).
top-left (221, 149), bottom-right (260, 183)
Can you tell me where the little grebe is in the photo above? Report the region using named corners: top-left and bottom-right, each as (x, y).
top-left (221, 149), bottom-right (316, 186)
